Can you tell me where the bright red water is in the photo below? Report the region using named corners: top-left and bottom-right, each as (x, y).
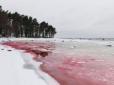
top-left (3, 41), bottom-right (114, 85)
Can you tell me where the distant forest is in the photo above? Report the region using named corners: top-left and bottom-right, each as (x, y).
top-left (0, 6), bottom-right (56, 38)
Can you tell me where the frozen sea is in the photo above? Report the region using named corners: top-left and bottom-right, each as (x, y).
top-left (1, 38), bottom-right (114, 85)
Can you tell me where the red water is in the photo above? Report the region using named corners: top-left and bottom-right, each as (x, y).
top-left (3, 41), bottom-right (114, 85)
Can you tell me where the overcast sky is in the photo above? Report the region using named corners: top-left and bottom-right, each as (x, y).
top-left (1, 0), bottom-right (114, 38)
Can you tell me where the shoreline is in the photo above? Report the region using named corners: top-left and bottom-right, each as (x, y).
top-left (21, 52), bottom-right (60, 85)
top-left (2, 38), bottom-right (114, 85)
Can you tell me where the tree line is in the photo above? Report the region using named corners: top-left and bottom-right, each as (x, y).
top-left (0, 6), bottom-right (56, 38)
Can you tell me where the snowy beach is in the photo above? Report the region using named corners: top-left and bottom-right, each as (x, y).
top-left (1, 0), bottom-right (114, 85)
top-left (0, 38), bottom-right (114, 85)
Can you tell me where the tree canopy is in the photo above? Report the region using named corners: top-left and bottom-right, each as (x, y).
top-left (0, 6), bottom-right (56, 38)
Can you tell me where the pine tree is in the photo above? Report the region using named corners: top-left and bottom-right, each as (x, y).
top-left (0, 5), bottom-right (57, 38)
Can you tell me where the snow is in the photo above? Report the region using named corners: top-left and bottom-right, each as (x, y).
top-left (20, 53), bottom-right (59, 85)
top-left (0, 44), bottom-right (47, 85)
top-left (0, 38), bottom-right (60, 85)
top-left (0, 38), bottom-right (114, 85)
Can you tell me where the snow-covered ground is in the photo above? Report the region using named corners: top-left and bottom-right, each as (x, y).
top-left (0, 38), bottom-right (59, 85)
top-left (0, 45), bottom-right (48, 85)
top-left (0, 38), bottom-right (114, 85)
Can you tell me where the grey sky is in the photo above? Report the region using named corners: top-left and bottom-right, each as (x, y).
top-left (1, 0), bottom-right (114, 38)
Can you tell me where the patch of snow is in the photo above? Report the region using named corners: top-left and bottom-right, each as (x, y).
top-left (0, 45), bottom-right (48, 85)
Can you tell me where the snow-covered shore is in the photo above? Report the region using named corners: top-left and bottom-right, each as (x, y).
top-left (0, 45), bottom-right (48, 85)
top-left (0, 38), bottom-right (59, 85)
top-left (1, 38), bottom-right (114, 85)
